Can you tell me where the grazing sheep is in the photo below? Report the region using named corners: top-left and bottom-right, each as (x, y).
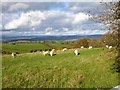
top-left (74, 49), bottom-right (78, 55)
top-left (62, 48), bottom-right (67, 51)
top-left (89, 46), bottom-right (92, 49)
top-left (81, 46), bottom-right (84, 49)
top-left (50, 49), bottom-right (55, 56)
top-left (11, 53), bottom-right (16, 58)
top-left (106, 45), bottom-right (109, 48)
top-left (43, 51), bottom-right (49, 56)
top-left (109, 46), bottom-right (112, 49)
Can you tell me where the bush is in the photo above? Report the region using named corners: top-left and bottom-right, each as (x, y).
top-left (100, 32), bottom-right (118, 46)
top-left (76, 38), bottom-right (90, 48)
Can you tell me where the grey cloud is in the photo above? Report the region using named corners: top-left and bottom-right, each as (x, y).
top-left (2, 2), bottom-right (100, 13)
top-left (2, 2), bottom-right (66, 13)
top-left (65, 2), bottom-right (101, 13)
top-left (8, 3), bottom-right (29, 12)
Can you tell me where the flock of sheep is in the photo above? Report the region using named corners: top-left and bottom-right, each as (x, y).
top-left (38, 48), bottom-right (79, 56)
top-left (11, 45), bottom-right (113, 58)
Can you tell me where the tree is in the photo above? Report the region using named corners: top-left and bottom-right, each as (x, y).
top-left (76, 38), bottom-right (90, 48)
top-left (90, 1), bottom-right (120, 73)
top-left (89, 38), bottom-right (103, 47)
top-left (100, 31), bottom-right (118, 46)
top-left (91, 1), bottom-right (120, 48)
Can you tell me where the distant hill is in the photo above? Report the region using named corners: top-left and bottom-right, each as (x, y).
top-left (2, 34), bottom-right (103, 43)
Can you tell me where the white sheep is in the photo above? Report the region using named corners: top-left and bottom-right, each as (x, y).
top-left (109, 46), bottom-right (112, 49)
top-left (43, 51), bottom-right (49, 56)
top-left (74, 49), bottom-right (78, 55)
top-left (106, 45), bottom-right (109, 48)
top-left (50, 49), bottom-right (55, 56)
top-left (11, 53), bottom-right (16, 58)
top-left (89, 46), bottom-right (92, 49)
top-left (81, 46), bottom-right (84, 48)
top-left (62, 48), bottom-right (67, 51)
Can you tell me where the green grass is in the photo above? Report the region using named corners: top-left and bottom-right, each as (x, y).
top-left (2, 48), bottom-right (119, 88)
top-left (2, 42), bottom-right (74, 53)
top-left (2, 43), bottom-right (51, 53)
top-left (45, 41), bottom-right (74, 49)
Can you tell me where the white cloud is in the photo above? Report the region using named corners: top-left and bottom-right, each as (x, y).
top-left (0, 13), bottom-right (3, 16)
top-left (3, 10), bottom-right (105, 35)
top-left (0, 13), bottom-right (2, 30)
top-left (45, 31), bottom-right (54, 35)
top-left (62, 27), bottom-right (69, 32)
top-left (4, 11), bottom-right (91, 30)
top-left (2, 2), bottom-right (109, 36)
top-left (8, 3), bottom-right (29, 12)
top-left (4, 11), bottom-right (45, 29)
top-left (45, 27), bottom-right (53, 32)
top-left (0, 25), bottom-right (2, 30)
top-left (70, 6), bottom-right (80, 11)
top-left (72, 13), bottom-right (90, 24)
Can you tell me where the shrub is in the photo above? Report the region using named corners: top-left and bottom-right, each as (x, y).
top-left (76, 38), bottom-right (90, 48)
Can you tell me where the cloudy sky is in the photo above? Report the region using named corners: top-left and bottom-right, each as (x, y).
top-left (1, 2), bottom-right (109, 36)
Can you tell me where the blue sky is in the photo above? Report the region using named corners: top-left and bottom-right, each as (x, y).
top-left (1, 2), bottom-right (109, 36)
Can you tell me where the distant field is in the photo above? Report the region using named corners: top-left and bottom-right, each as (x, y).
top-left (2, 43), bottom-right (50, 53)
top-left (2, 41), bottom-right (74, 53)
top-left (2, 48), bottom-right (119, 88)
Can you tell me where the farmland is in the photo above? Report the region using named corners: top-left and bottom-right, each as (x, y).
top-left (2, 41), bottom-right (74, 53)
top-left (2, 43), bottom-right (119, 88)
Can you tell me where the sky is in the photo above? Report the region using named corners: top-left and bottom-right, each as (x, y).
top-left (1, 2), bottom-right (109, 36)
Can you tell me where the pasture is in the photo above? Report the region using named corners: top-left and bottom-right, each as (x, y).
top-left (2, 47), bottom-right (119, 88)
top-left (2, 41), bottom-right (74, 53)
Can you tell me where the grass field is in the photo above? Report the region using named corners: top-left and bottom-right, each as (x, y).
top-left (2, 48), bottom-right (119, 88)
top-left (2, 41), bottom-right (74, 53)
top-left (2, 43), bottom-right (51, 53)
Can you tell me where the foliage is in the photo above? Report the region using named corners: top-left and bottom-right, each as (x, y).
top-left (90, 1), bottom-right (120, 73)
top-left (76, 38), bottom-right (90, 48)
top-left (89, 38), bottom-right (104, 47)
top-left (90, 1), bottom-right (120, 47)
top-left (92, 1), bottom-right (120, 33)
top-left (76, 38), bottom-right (105, 48)
top-left (100, 32), bottom-right (118, 46)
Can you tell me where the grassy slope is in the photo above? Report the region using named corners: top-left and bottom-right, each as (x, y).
top-left (2, 42), bottom-right (74, 53)
top-left (2, 48), bottom-right (119, 88)
top-left (2, 43), bottom-right (50, 53)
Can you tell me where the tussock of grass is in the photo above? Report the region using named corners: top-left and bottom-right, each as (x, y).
top-left (2, 48), bottom-right (119, 88)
